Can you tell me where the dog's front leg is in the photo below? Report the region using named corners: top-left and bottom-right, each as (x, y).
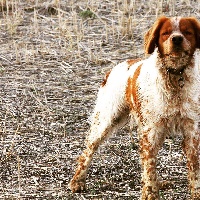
top-left (182, 125), bottom-right (200, 200)
top-left (139, 128), bottom-right (165, 200)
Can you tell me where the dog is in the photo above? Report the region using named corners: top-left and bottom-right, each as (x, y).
top-left (69, 16), bottom-right (200, 199)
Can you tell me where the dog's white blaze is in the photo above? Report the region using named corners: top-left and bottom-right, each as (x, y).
top-left (171, 16), bottom-right (181, 31)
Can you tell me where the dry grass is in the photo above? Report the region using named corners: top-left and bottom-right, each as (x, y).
top-left (0, 0), bottom-right (199, 199)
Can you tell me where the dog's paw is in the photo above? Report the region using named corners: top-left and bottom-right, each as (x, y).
top-left (69, 179), bottom-right (86, 193)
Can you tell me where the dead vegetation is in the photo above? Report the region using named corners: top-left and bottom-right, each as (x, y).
top-left (0, 0), bottom-right (199, 199)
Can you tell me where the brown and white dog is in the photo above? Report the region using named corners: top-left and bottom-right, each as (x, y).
top-left (69, 16), bottom-right (200, 199)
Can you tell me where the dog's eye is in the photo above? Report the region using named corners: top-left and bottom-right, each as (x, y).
top-left (183, 31), bottom-right (192, 36)
top-left (162, 32), bottom-right (170, 36)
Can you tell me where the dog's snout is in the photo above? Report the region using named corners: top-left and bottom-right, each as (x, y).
top-left (172, 35), bottom-right (183, 45)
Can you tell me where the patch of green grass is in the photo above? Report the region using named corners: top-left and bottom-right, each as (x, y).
top-left (79, 9), bottom-right (95, 19)
top-left (0, 66), bottom-right (5, 73)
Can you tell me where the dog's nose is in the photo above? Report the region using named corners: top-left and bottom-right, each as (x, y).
top-left (172, 36), bottom-right (183, 45)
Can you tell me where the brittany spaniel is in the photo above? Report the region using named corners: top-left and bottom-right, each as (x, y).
top-left (69, 16), bottom-right (200, 199)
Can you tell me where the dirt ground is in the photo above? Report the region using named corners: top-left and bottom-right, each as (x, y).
top-left (0, 0), bottom-right (199, 199)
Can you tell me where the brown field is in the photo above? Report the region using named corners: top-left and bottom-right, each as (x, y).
top-left (0, 0), bottom-right (199, 199)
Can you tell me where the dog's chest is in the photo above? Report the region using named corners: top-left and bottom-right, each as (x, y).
top-left (129, 65), bottom-right (194, 127)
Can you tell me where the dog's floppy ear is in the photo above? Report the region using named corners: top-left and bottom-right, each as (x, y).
top-left (187, 17), bottom-right (200, 49)
top-left (144, 16), bottom-right (169, 54)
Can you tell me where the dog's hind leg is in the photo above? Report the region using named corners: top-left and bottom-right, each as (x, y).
top-left (69, 108), bottom-right (129, 193)
top-left (69, 62), bottom-right (130, 193)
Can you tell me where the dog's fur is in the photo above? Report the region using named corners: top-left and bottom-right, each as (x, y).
top-left (69, 16), bottom-right (200, 199)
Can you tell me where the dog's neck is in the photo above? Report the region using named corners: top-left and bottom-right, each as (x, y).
top-left (155, 50), bottom-right (193, 92)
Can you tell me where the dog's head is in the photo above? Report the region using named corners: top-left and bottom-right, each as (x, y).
top-left (144, 16), bottom-right (200, 69)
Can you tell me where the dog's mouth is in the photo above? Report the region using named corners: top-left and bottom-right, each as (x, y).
top-left (170, 51), bottom-right (183, 58)
top-left (166, 50), bottom-right (190, 58)
top-left (160, 49), bottom-right (192, 73)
